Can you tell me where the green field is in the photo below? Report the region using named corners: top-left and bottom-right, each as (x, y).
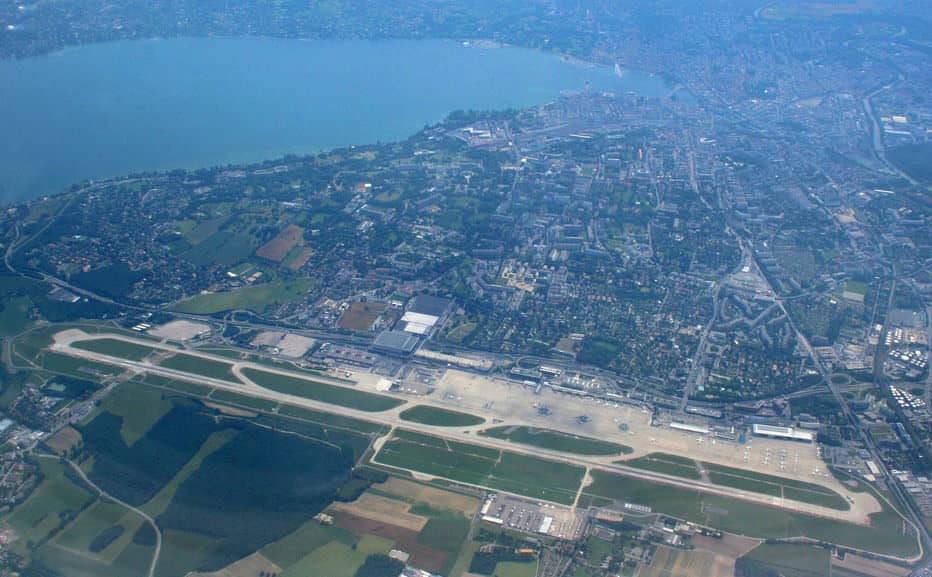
top-left (242, 367), bottom-right (404, 412)
top-left (209, 388), bottom-right (280, 412)
top-left (158, 352), bottom-right (237, 382)
top-left (480, 425), bottom-right (631, 456)
top-left (261, 520), bottom-right (356, 568)
top-left (3, 391), bottom-right (378, 577)
top-left (494, 561), bottom-right (539, 577)
top-left (703, 463), bottom-right (849, 510)
top-left (399, 405), bottom-right (485, 427)
top-left (375, 430), bottom-right (584, 505)
top-left (622, 452), bottom-right (702, 480)
top-left (53, 499), bottom-right (131, 553)
top-left (844, 280), bottom-right (868, 296)
top-left (583, 469), bottom-right (917, 557)
top-left (131, 374), bottom-right (213, 398)
top-left (141, 429), bottom-right (238, 518)
top-left (172, 279), bottom-right (311, 314)
top-left (0, 295), bottom-right (31, 337)
top-left (38, 351), bottom-right (124, 378)
top-left (71, 338), bottom-right (159, 361)
top-left (277, 404), bottom-right (387, 435)
top-left (3, 460), bottom-right (94, 554)
top-left (279, 535), bottom-right (391, 577)
top-left (737, 543), bottom-right (830, 577)
top-left (97, 382), bottom-right (174, 445)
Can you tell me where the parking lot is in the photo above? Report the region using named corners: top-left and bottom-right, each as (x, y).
top-left (479, 493), bottom-right (586, 540)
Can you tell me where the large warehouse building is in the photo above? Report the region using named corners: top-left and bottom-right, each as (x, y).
top-left (751, 424), bottom-right (814, 443)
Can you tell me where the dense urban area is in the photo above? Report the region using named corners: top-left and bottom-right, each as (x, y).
top-left (0, 1), bottom-right (930, 577)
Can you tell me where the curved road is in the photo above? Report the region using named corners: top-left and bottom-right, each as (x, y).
top-left (37, 454), bottom-right (162, 577)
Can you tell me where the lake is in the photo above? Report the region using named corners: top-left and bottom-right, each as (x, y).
top-left (0, 37), bottom-right (668, 203)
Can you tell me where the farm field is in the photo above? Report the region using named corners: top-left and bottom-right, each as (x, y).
top-left (252, 477), bottom-right (476, 577)
top-left (242, 367), bottom-right (404, 412)
top-left (338, 301), bottom-right (387, 331)
top-left (1, 390), bottom-right (377, 577)
top-left (255, 224), bottom-right (304, 262)
top-left (172, 279), bottom-right (311, 314)
top-left (640, 546), bottom-right (733, 577)
top-left (400, 405), bottom-right (485, 427)
top-left (583, 470), bottom-right (918, 557)
top-left (2, 459), bottom-right (94, 555)
top-left (480, 425), bottom-right (631, 456)
top-left (736, 543), bottom-right (830, 577)
top-left (185, 230), bottom-right (258, 267)
top-left (374, 429), bottom-right (585, 505)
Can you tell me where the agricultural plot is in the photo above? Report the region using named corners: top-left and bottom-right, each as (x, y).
top-left (325, 484), bottom-right (472, 575)
top-left (374, 430), bottom-right (584, 505)
top-left (374, 477), bottom-right (480, 516)
top-left (278, 535), bottom-right (389, 577)
top-left (583, 470), bottom-right (918, 557)
top-left (7, 392), bottom-right (376, 577)
top-left (157, 425), bottom-right (356, 572)
top-left (400, 405), bottom-right (485, 427)
top-left (183, 216), bottom-right (228, 246)
top-left (261, 519), bottom-right (356, 568)
top-left (96, 382), bottom-right (174, 445)
top-left (0, 296), bottom-right (32, 337)
top-left (256, 224), bottom-right (304, 263)
top-left (703, 463), bottom-right (849, 510)
top-left (242, 367), bottom-right (404, 412)
top-left (78, 404), bottom-right (221, 506)
top-left (338, 302), bottom-right (387, 331)
top-left (33, 537), bottom-right (151, 577)
top-left (2, 460), bottom-right (93, 554)
top-left (481, 425), bottom-right (631, 455)
top-left (736, 543), bottom-right (830, 577)
top-left (185, 230), bottom-right (257, 267)
top-left (53, 499), bottom-right (131, 554)
top-left (641, 546), bottom-right (733, 577)
top-left (158, 352), bottom-right (237, 382)
top-left (622, 452), bottom-right (702, 480)
top-left (45, 426), bottom-right (82, 455)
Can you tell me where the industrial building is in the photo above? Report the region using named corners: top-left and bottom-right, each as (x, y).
top-left (371, 330), bottom-right (420, 356)
top-left (750, 424), bottom-right (814, 443)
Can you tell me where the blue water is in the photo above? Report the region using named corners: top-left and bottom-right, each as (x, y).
top-left (0, 37), bottom-right (668, 203)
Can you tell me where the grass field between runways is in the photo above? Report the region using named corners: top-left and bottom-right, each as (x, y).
top-left (374, 430), bottom-right (584, 505)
